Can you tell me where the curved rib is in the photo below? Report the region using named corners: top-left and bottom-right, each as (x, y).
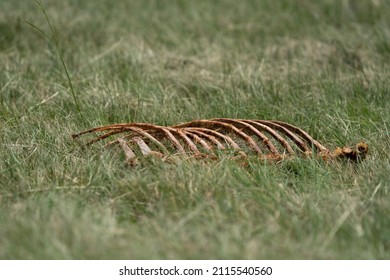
top-left (176, 120), bottom-right (263, 154)
top-left (166, 128), bottom-right (200, 155)
top-left (72, 122), bottom-right (164, 139)
top-left (240, 119), bottom-right (295, 155)
top-left (106, 127), bottom-right (170, 154)
top-left (211, 118), bottom-right (279, 154)
top-left (254, 120), bottom-right (311, 153)
top-left (184, 131), bottom-right (213, 151)
top-left (184, 129), bottom-right (226, 149)
top-left (270, 120), bottom-right (328, 152)
top-left (159, 127), bottom-right (186, 154)
top-left (184, 127), bottom-right (240, 149)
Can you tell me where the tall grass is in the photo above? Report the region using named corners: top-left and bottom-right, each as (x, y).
top-left (0, 0), bottom-right (389, 259)
top-left (26, 0), bottom-right (80, 112)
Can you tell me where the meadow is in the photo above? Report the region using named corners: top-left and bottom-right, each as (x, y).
top-left (0, 0), bottom-right (389, 259)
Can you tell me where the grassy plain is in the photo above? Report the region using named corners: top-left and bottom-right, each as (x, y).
top-left (0, 0), bottom-right (389, 259)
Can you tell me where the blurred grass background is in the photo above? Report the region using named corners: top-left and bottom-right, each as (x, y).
top-left (0, 0), bottom-right (389, 259)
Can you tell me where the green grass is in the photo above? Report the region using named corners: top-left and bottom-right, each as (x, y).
top-left (1, 0), bottom-right (389, 259)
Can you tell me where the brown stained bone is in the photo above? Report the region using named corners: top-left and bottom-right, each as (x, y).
top-left (72, 119), bottom-right (368, 164)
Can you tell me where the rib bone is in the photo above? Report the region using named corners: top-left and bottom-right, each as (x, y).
top-left (72, 119), bottom-right (368, 163)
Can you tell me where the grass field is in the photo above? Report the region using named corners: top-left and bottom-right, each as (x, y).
top-left (0, 0), bottom-right (389, 259)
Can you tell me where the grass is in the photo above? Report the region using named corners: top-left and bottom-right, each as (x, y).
top-left (0, 0), bottom-right (389, 259)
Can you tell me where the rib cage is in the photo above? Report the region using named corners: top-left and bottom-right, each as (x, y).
top-left (72, 118), bottom-right (368, 164)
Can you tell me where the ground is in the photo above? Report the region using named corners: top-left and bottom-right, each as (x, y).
top-left (0, 0), bottom-right (389, 259)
